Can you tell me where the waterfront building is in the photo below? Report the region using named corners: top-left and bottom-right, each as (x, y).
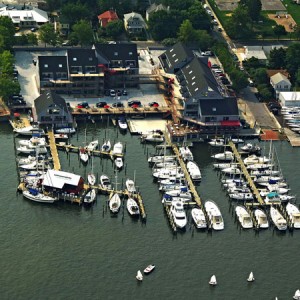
top-left (270, 73), bottom-right (291, 99)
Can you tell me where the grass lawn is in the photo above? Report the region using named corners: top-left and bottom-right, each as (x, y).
top-left (282, 0), bottom-right (300, 25)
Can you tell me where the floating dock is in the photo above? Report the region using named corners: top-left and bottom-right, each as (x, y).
top-left (48, 130), bottom-right (61, 170)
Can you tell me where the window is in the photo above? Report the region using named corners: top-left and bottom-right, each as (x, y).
top-left (73, 57), bottom-right (77, 61)
top-left (88, 57), bottom-right (93, 61)
top-left (129, 52), bottom-right (133, 56)
top-left (212, 107), bottom-right (216, 112)
top-left (114, 52), bottom-right (118, 56)
top-left (59, 64), bottom-right (62, 68)
top-left (44, 64), bottom-right (48, 68)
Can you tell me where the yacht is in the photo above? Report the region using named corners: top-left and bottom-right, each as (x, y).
top-left (186, 161), bottom-right (201, 180)
top-left (240, 143), bottom-right (261, 154)
top-left (112, 142), bottom-right (123, 155)
top-left (127, 198), bottom-right (140, 216)
top-left (286, 203), bottom-right (300, 229)
top-left (19, 137), bottom-right (47, 148)
top-left (141, 132), bottom-right (164, 143)
top-left (170, 200), bottom-right (187, 229)
top-left (99, 174), bottom-right (112, 190)
top-left (83, 189), bottom-right (96, 204)
top-left (55, 127), bottom-right (76, 134)
top-left (254, 209), bottom-right (269, 229)
top-left (270, 206), bottom-right (287, 231)
top-left (101, 140), bottom-right (111, 152)
top-left (17, 145), bottom-right (48, 155)
top-left (109, 193), bottom-right (121, 213)
top-left (229, 193), bottom-right (254, 201)
top-left (14, 126), bottom-right (45, 136)
top-left (235, 205), bottom-right (253, 229)
top-left (118, 117), bottom-right (128, 130)
top-left (244, 155), bottom-right (270, 165)
top-left (205, 200), bottom-right (224, 230)
top-left (114, 157), bottom-right (123, 169)
top-left (179, 146), bottom-right (193, 161)
top-left (221, 167), bottom-right (241, 175)
top-left (125, 178), bottom-right (136, 193)
top-left (148, 155), bottom-right (176, 164)
top-left (86, 140), bottom-right (98, 151)
top-left (191, 207), bottom-right (207, 229)
top-left (23, 188), bottom-right (57, 204)
top-left (211, 151), bottom-right (234, 161)
top-left (208, 138), bottom-right (224, 147)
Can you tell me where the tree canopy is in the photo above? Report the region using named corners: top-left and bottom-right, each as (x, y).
top-left (268, 47), bottom-right (286, 69)
top-left (39, 23), bottom-right (59, 46)
top-left (240, 0), bottom-right (262, 22)
top-left (61, 1), bottom-right (91, 27)
top-left (104, 20), bottom-right (124, 39)
top-left (71, 20), bottom-right (94, 46)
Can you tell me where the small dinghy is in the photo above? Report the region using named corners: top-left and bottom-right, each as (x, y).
top-left (114, 157), bottom-right (123, 169)
top-left (136, 270), bottom-right (143, 281)
top-left (293, 289), bottom-right (300, 300)
top-left (247, 271), bottom-right (255, 282)
top-left (144, 265), bottom-right (155, 274)
top-left (209, 275), bottom-right (217, 286)
top-left (88, 173), bottom-right (96, 185)
top-left (79, 147), bottom-right (89, 163)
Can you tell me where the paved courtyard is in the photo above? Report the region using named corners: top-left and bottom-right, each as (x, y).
top-left (215, 0), bottom-right (286, 11)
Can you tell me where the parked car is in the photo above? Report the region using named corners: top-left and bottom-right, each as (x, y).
top-left (149, 102), bottom-right (159, 107)
top-left (13, 99), bottom-right (26, 106)
top-left (217, 27), bottom-right (223, 32)
top-left (248, 79), bottom-right (255, 87)
top-left (128, 100), bottom-right (141, 107)
top-left (116, 90), bottom-right (122, 96)
top-left (211, 64), bottom-right (220, 69)
top-left (268, 102), bottom-right (281, 109)
top-left (96, 101), bottom-right (107, 108)
top-left (112, 102), bottom-right (124, 108)
top-left (77, 102), bottom-right (89, 108)
top-left (221, 78), bottom-right (230, 85)
top-left (110, 89), bottom-right (116, 97)
top-left (201, 51), bottom-right (213, 56)
top-left (30, 27), bottom-right (37, 32)
top-left (212, 20), bottom-right (218, 26)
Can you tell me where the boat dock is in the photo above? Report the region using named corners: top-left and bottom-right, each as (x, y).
top-left (284, 128), bottom-right (300, 147)
top-left (47, 131), bottom-right (61, 170)
top-left (228, 141), bottom-right (264, 205)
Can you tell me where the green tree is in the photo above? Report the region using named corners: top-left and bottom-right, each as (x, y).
top-left (0, 77), bottom-right (20, 100)
top-left (105, 20), bottom-right (124, 38)
top-left (161, 38), bottom-right (178, 46)
top-left (0, 51), bottom-right (15, 77)
top-left (186, 2), bottom-right (211, 31)
top-left (286, 43), bottom-right (300, 80)
top-left (268, 47), bottom-right (286, 69)
top-left (194, 30), bottom-right (213, 50)
top-left (27, 33), bottom-right (38, 45)
top-left (293, 26), bottom-right (300, 41)
top-left (257, 84), bottom-right (272, 100)
top-left (240, 0), bottom-right (262, 22)
top-left (98, 0), bottom-right (132, 15)
top-left (0, 16), bottom-right (15, 38)
top-left (46, 0), bottom-right (63, 11)
top-left (0, 25), bottom-right (15, 51)
top-left (252, 67), bottom-right (268, 84)
top-left (159, 0), bottom-right (194, 10)
top-left (273, 25), bottom-right (286, 40)
top-left (230, 69), bottom-right (248, 91)
top-left (244, 57), bottom-right (261, 69)
top-left (178, 20), bottom-right (197, 43)
top-left (61, 1), bottom-right (91, 26)
top-left (39, 23), bottom-right (58, 46)
top-left (72, 20), bottom-right (94, 46)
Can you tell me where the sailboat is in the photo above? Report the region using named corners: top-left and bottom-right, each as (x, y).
top-left (109, 172), bottom-right (121, 213)
top-left (83, 189), bottom-right (96, 204)
top-left (293, 289), bottom-right (300, 300)
top-left (87, 155), bottom-right (96, 185)
top-left (209, 275), bottom-right (217, 285)
top-left (136, 270), bottom-right (143, 281)
top-left (247, 272), bottom-right (255, 282)
top-left (80, 128), bottom-right (89, 163)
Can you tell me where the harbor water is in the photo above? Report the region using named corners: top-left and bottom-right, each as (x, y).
top-left (0, 121), bottom-right (300, 300)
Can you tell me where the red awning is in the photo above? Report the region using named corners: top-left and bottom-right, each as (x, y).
top-left (220, 120), bottom-right (241, 127)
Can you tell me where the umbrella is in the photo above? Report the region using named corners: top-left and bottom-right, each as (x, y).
top-left (14, 112), bottom-right (20, 118)
top-left (104, 105), bottom-right (110, 109)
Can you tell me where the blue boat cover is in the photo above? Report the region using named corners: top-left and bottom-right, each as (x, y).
top-left (28, 188), bottom-right (39, 196)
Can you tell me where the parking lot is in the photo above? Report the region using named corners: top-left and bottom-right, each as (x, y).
top-left (14, 49), bottom-right (167, 110)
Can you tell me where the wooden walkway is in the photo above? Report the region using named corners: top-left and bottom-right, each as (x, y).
top-left (284, 128), bottom-right (300, 147)
top-left (228, 141), bottom-right (264, 205)
top-left (48, 131), bottom-right (61, 170)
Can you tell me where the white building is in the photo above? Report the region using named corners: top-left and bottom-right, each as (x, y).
top-left (270, 73), bottom-right (291, 98)
top-left (242, 46), bottom-right (267, 62)
top-left (124, 12), bottom-right (146, 34)
top-left (279, 92), bottom-right (300, 107)
top-left (0, 6), bottom-right (49, 28)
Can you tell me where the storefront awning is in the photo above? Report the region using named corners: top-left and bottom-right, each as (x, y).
top-left (220, 120), bottom-right (241, 126)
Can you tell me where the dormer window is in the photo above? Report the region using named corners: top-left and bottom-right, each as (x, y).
top-left (59, 64), bottom-right (62, 68)
top-left (129, 52), bottom-right (133, 55)
top-left (73, 57), bottom-right (77, 61)
top-left (212, 107), bottom-right (216, 112)
top-left (44, 64), bottom-right (48, 68)
top-left (88, 57), bottom-right (92, 61)
top-left (114, 52), bottom-right (118, 56)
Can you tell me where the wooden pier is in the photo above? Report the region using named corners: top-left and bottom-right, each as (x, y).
top-left (228, 141), bottom-right (264, 205)
top-left (284, 128), bottom-right (300, 147)
top-left (48, 130), bottom-right (61, 170)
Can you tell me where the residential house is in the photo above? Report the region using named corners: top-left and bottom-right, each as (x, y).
top-left (270, 72), bottom-right (291, 98)
top-left (0, 6), bottom-right (48, 28)
top-left (146, 3), bottom-right (169, 21)
top-left (33, 90), bottom-right (72, 125)
top-left (123, 12), bottom-right (146, 34)
top-left (98, 10), bottom-right (119, 28)
top-left (94, 42), bottom-right (139, 89)
top-left (159, 42), bottom-right (240, 133)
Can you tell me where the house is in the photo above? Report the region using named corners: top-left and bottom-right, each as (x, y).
top-left (242, 46), bottom-right (267, 63)
top-left (270, 72), bottom-right (291, 98)
top-left (43, 169), bottom-right (84, 195)
top-left (33, 90), bottom-right (72, 125)
top-left (278, 92), bottom-right (300, 107)
top-left (159, 42), bottom-right (240, 133)
top-left (146, 3), bottom-right (169, 21)
top-left (123, 12), bottom-right (146, 34)
top-left (94, 42), bottom-right (139, 89)
top-left (98, 10), bottom-right (119, 28)
top-left (0, 6), bottom-right (48, 28)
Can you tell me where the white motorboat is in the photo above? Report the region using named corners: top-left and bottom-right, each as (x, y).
top-left (293, 289), bottom-right (300, 300)
top-left (19, 160), bottom-right (49, 171)
top-left (17, 145), bottom-right (48, 154)
top-left (126, 178), bottom-right (136, 193)
top-left (227, 186), bottom-right (251, 194)
top-left (244, 155), bottom-right (270, 165)
top-left (235, 205), bottom-right (253, 228)
top-left (101, 140), bottom-right (111, 152)
top-left (18, 155), bottom-right (37, 165)
top-left (86, 140), bottom-right (98, 151)
top-left (222, 178), bottom-right (245, 184)
top-left (270, 206), bottom-right (287, 231)
top-left (112, 142), bottom-right (123, 155)
top-left (79, 147), bottom-right (89, 163)
top-left (154, 161), bottom-right (178, 169)
top-left (208, 138), bottom-right (224, 147)
top-left (118, 117), bottom-right (128, 130)
top-left (229, 193), bottom-right (254, 201)
top-left (14, 126), bottom-right (45, 136)
top-left (191, 207), bottom-right (207, 229)
top-left (247, 163), bottom-right (274, 171)
top-left (279, 194), bottom-right (296, 202)
top-left (143, 265), bottom-right (155, 274)
top-left (165, 187), bottom-right (192, 200)
top-left (247, 272), bottom-right (255, 282)
top-left (141, 132), bottom-right (164, 143)
top-left (109, 193), bottom-right (121, 213)
top-left (249, 169), bottom-right (280, 176)
top-left (240, 143), bottom-right (261, 154)
top-left (127, 198), bottom-right (140, 216)
top-left (114, 157), bottom-right (123, 169)
top-left (23, 188), bottom-right (57, 203)
top-left (83, 189), bottom-right (96, 204)
top-left (209, 275), bottom-right (217, 285)
top-left (54, 133), bottom-right (68, 140)
top-left (99, 174), bottom-right (112, 190)
top-left (231, 138), bottom-right (244, 144)
top-left (286, 203), bottom-right (300, 229)
top-left (254, 176), bottom-right (283, 184)
top-left (205, 200), bottom-right (224, 230)
top-left (213, 163), bottom-right (239, 170)
top-left (170, 200), bottom-right (187, 229)
top-left (221, 167), bottom-right (241, 175)
top-left (88, 173), bottom-right (96, 185)
top-left (19, 137), bottom-right (47, 147)
top-left (186, 161), bottom-right (201, 180)
top-left (211, 151), bottom-right (234, 161)
top-left (254, 209), bottom-right (269, 229)
top-left (148, 155), bottom-right (176, 164)
top-left (153, 169), bottom-right (184, 180)
top-left (266, 185), bottom-right (289, 194)
top-left (136, 270), bottom-right (143, 281)
top-left (55, 127), bottom-right (76, 134)
top-left (179, 146), bottom-right (193, 161)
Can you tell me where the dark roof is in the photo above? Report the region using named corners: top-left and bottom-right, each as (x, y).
top-left (38, 56), bottom-right (68, 80)
top-left (180, 57), bottom-right (222, 100)
top-left (159, 42), bottom-right (194, 73)
top-left (199, 98), bottom-right (238, 116)
top-left (67, 49), bottom-right (98, 69)
top-left (94, 43), bottom-right (139, 68)
top-left (34, 90), bottom-right (69, 116)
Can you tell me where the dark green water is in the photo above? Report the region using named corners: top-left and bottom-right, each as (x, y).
top-left (0, 121), bottom-right (300, 300)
